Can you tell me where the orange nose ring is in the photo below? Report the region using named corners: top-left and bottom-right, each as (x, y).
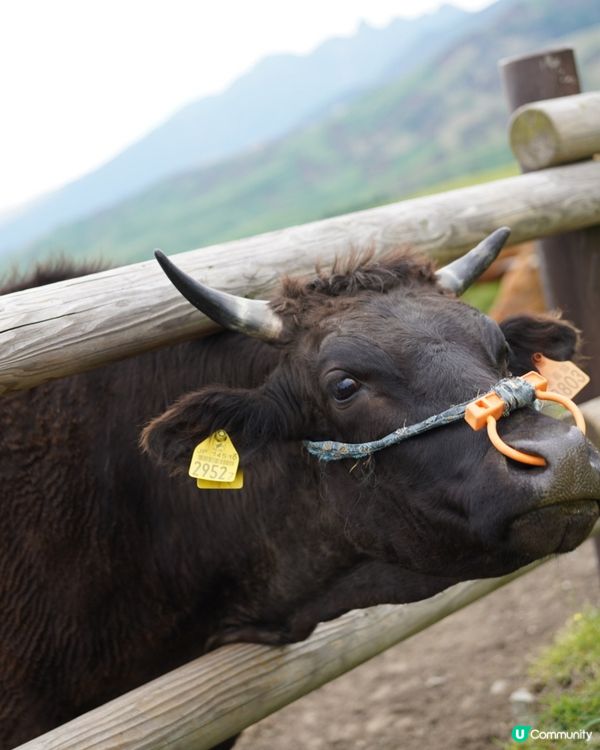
top-left (465, 371), bottom-right (586, 467)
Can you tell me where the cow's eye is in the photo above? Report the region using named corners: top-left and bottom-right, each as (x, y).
top-left (332, 377), bottom-right (360, 402)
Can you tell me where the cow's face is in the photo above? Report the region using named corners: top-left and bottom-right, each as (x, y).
top-left (293, 288), bottom-right (600, 577)
top-left (144, 241), bottom-right (600, 582)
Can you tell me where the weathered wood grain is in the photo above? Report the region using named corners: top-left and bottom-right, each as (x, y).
top-left (510, 92), bottom-right (600, 170)
top-left (15, 515), bottom-right (600, 750)
top-left (1, 159), bottom-right (600, 394)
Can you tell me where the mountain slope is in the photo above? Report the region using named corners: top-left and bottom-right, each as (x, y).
top-left (0, 4), bottom-right (472, 255)
top-left (13, 0), bottom-right (600, 269)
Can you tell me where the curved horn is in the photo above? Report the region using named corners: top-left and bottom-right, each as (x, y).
top-left (154, 250), bottom-right (284, 341)
top-left (435, 227), bottom-right (511, 295)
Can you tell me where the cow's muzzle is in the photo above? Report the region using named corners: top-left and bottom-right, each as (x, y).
top-left (501, 418), bottom-right (600, 557)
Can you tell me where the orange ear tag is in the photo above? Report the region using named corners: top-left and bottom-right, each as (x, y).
top-left (532, 353), bottom-right (590, 399)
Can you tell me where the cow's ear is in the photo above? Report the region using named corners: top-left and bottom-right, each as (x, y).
top-left (500, 314), bottom-right (580, 376)
top-left (140, 386), bottom-right (290, 476)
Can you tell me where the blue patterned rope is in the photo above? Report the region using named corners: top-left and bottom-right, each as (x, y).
top-left (303, 376), bottom-right (537, 462)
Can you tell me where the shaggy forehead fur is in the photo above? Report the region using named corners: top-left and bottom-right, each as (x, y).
top-left (270, 247), bottom-right (441, 327)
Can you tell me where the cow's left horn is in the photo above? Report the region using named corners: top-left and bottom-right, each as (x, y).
top-left (435, 227), bottom-right (511, 294)
top-left (154, 250), bottom-right (284, 341)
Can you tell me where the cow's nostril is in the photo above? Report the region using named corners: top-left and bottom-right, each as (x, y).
top-left (528, 434), bottom-right (600, 504)
top-left (494, 417), bottom-right (600, 506)
top-left (499, 421), bottom-right (585, 465)
top-left (487, 416), bottom-right (546, 467)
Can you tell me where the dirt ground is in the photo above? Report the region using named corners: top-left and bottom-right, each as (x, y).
top-left (236, 538), bottom-right (600, 750)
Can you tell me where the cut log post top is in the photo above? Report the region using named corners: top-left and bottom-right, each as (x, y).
top-left (509, 92), bottom-right (600, 170)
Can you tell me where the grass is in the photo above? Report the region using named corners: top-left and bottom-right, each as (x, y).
top-left (504, 608), bottom-right (600, 749)
top-left (461, 280), bottom-right (500, 313)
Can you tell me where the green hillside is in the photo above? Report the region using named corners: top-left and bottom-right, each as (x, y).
top-left (13, 2), bottom-right (600, 270)
top-left (0, 3), bottom-right (472, 255)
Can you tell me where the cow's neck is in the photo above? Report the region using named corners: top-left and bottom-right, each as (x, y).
top-left (170, 450), bottom-right (460, 650)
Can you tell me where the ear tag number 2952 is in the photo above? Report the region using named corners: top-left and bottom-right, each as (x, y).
top-left (189, 430), bottom-right (243, 490)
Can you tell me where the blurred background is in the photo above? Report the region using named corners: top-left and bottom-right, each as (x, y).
top-left (1, 0), bottom-right (599, 276)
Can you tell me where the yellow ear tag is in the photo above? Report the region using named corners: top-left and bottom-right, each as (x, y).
top-left (189, 430), bottom-right (240, 484)
top-left (533, 353), bottom-right (590, 399)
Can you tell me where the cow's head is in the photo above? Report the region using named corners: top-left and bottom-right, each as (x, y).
top-left (143, 231), bottom-right (600, 582)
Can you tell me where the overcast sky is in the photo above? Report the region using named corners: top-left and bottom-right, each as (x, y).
top-left (0, 0), bottom-right (494, 216)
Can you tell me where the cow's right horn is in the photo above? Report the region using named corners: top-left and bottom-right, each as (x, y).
top-left (435, 227), bottom-right (511, 295)
top-left (155, 250), bottom-right (284, 341)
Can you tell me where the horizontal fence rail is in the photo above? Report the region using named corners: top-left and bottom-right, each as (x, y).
top-left (17, 515), bottom-right (600, 748)
top-left (0, 158), bottom-right (599, 394)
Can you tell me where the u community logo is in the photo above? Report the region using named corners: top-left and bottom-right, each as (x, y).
top-left (512, 725), bottom-right (594, 743)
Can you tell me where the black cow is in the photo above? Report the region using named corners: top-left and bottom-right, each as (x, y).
top-left (1, 231), bottom-right (599, 748)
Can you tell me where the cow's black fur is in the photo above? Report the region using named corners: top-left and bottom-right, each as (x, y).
top-left (1, 252), bottom-right (598, 748)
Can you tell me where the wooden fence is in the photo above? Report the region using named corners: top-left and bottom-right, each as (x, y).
top-left (7, 48), bottom-right (600, 750)
top-left (0, 157), bottom-right (598, 394)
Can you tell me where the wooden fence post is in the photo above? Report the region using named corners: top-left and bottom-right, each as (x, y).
top-left (499, 47), bottom-right (600, 567)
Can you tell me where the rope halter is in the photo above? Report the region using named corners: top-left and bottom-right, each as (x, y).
top-left (303, 371), bottom-right (585, 466)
